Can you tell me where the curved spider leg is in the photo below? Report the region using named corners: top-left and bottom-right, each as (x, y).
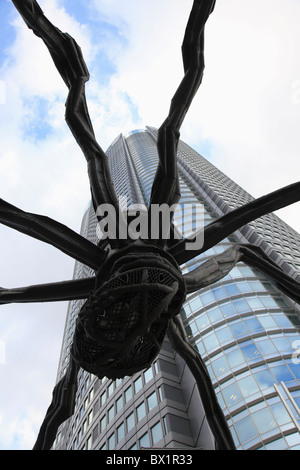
top-left (169, 181), bottom-right (300, 265)
top-left (168, 316), bottom-right (235, 450)
top-left (183, 244), bottom-right (300, 304)
top-left (238, 244), bottom-right (300, 304)
top-left (149, 0), bottom-right (216, 246)
top-left (0, 277), bottom-right (95, 304)
top-left (33, 356), bottom-right (80, 450)
top-left (0, 198), bottom-right (104, 270)
top-left (11, 0), bottom-right (128, 248)
top-left (183, 245), bottom-right (241, 293)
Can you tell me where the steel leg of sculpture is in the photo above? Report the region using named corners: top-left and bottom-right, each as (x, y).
top-left (183, 244), bottom-right (300, 304)
top-left (0, 277), bottom-right (95, 304)
top-left (170, 181), bottom-right (300, 265)
top-left (11, 0), bottom-right (128, 248)
top-left (33, 356), bottom-right (80, 450)
top-left (0, 199), bottom-right (104, 270)
top-left (150, 0), bottom-right (216, 234)
top-left (168, 316), bottom-right (236, 450)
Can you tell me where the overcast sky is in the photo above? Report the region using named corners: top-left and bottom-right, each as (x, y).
top-left (0, 0), bottom-right (299, 450)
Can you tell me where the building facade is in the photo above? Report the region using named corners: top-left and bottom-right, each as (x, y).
top-left (53, 127), bottom-right (300, 450)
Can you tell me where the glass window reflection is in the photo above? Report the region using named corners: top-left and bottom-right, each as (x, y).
top-left (241, 343), bottom-right (261, 361)
top-left (235, 415), bottom-right (258, 444)
top-left (222, 383), bottom-right (242, 407)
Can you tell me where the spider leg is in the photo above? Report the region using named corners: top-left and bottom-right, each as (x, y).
top-left (184, 244), bottom-right (300, 304)
top-left (149, 0), bottom-right (215, 245)
top-left (0, 277), bottom-right (95, 304)
top-left (169, 181), bottom-right (300, 265)
top-left (11, 0), bottom-right (128, 248)
top-left (0, 198), bottom-right (105, 270)
top-left (168, 316), bottom-right (235, 450)
top-left (33, 356), bottom-right (79, 450)
top-left (183, 245), bottom-right (241, 293)
top-left (239, 244), bottom-right (300, 304)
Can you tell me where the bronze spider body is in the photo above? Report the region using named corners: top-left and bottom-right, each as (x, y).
top-left (1, 0), bottom-right (300, 450)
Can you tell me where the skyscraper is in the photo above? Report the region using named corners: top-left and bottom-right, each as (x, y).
top-left (52, 127), bottom-right (300, 451)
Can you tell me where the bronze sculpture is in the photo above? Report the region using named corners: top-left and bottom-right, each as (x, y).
top-left (0, 0), bottom-right (299, 450)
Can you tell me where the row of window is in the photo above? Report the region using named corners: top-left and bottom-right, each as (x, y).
top-left (185, 283), bottom-right (290, 318)
top-left (98, 387), bottom-right (161, 437)
top-left (214, 358), bottom-right (300, 411)
top-left (66, 364), bottom-right (158, 450)
top-left (227, 392), bottom-right (300, 449)
top-left (96, 419), bottom-right (164, 451)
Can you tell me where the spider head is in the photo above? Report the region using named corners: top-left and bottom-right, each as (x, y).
top-left (72, 244), bottom-right (186, 379)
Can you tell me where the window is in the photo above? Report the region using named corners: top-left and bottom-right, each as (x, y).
top-left (270, 402), bottom-right (292, 426)
top-left (147, 391), bottom-right (158, 411)
top-left (151, 421), bottom-right (163, 446)
top-left (244, 318), bottom-right (262, 333)
top-left (125, 386), bottom-right (133, 403)
top-left (116, 395), bottom-right (123, 414)
top-left (100, 415), bottom-right (106, 433)
top-left (196, 313), bottom-right (210, 330)
top-left (233, 299), bottom-right (249, 313)
top-left (136, 402), bottom-right (146, 421)
top-left (139, 432), bottom-right (150, 449)
top-left (108, 433), bottom-right (115, 450)
top-left (216, 325), bottom-right (233, 343)
top-left (87, 435), bottom-right (92, 450)
top-left (220, 303), bottom-right (236, 317)
top-left (203, 331), bottom-right (219, 351)
top-left (270, 364), bottom-right (294, 383)
top-left (256, 338), bottom-right (277, 356)
top-left (201, 291), bottom-right (215, 306)
top-left (126, 412), bottom-right (135, 432)
top-left (100, 391), bottom-right (106, 407)
top-left (88, 409), bottom-right (93, 425)
top-left (134, 377), bottom-right (143, 394)
top-left (144, 367), bottom-right (153, 383)
top-left (207, 306), bottom-right (223, 322)
top-left (252, 407), bottom-right (277, 434)
top-left (117, 423), bottom-right (125, 443)
top-left (212, 286), bottom-right (227, 300)
top-left (230, 321), bottom-right (248, 338)
top-left (225, 284), bottom-right (240, 296)
top-left (108, 405), bottom-right (114, 423)
top-left (254, 369), bottom-right (275, 390)
top-left (272, 337), bottom-right (293, 353)
top-left (222, 382), bottom-right (242, 407)
top-left (212, 355), bottom-right (230, 376)
top-left (108, 382), bottom-right (114, 397)
top-left (241, 343), bottom-right (261, 362)
top-left (237, 375), bottom-right (259, 397)
top-left (259, 316), bottom-right (277, 329)
top-left (234, 415), bottom-right (257, 444)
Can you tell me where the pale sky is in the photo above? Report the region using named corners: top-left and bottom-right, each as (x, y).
top-left (0, 0), bottom-right (299, 449)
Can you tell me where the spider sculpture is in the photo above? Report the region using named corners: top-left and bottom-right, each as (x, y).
top-left (1, 0), bottom-right (300, 451)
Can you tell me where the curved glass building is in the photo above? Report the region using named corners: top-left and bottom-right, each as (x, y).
top-left (52, 127), bottom-right (300, 450)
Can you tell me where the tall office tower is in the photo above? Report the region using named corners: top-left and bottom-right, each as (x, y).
top-left (53, 127), bottom-right (300, 451)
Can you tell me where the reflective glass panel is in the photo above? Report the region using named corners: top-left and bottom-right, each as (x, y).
top-left (254, 369), bottom-right (275, 390)
top-left (237, 375), bottom-right (259, 397)
top-left (241, 343), bottom-right (261, 361)
top-left (222, 383), bottom-right (242, 407)
top-left (226, 348), bottom-right (244, 368)
top-left (151, 422), bottom-right (163, 445)
top-left (212, 355), bottom-right (230, 376)
top-left (234, 415), bottom-right (258, 444)
top-left (252, 408), bottom-right (277, 434)
top-left (270, 403), bottom-right (292, 426)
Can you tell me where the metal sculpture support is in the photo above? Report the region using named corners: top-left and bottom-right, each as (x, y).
top-left (1, 0), bottom-right (299, 450)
